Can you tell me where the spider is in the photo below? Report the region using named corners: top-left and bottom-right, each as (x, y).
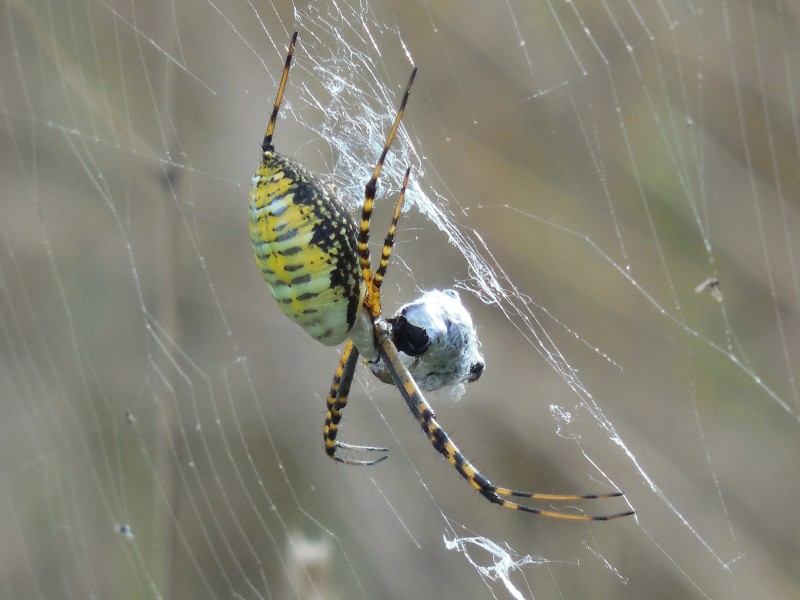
top-left (249, 31), bottom-right (634, 521)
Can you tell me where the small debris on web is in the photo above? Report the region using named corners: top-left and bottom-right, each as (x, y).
top-left (444, 535), bottom-right (550, 600)
top-left (694, 277), bottom-right (722, 301)
top-left (117, 523), bottom-right (135, 541)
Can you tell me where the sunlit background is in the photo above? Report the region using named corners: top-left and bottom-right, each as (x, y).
top-left (2, 1), bottom-right (799, 598)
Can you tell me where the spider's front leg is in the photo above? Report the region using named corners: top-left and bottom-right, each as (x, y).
top-left (323, 339), bottom-right (388, 465)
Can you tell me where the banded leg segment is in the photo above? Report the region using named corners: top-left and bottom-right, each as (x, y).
top-left (371, 166), bottom-right (412, 314)
top-left (323, 339), bottom-right (388, 465)
top-left (262, 31), bottom-right (298, 153)
top-left (374, 319), bottom-right (634, 521)
top-left (357, 68), bottom-right (418, 309)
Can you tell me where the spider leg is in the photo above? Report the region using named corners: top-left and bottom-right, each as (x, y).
top-left (374, 319), bottom-right (635, 521)
top-left (372, 166), bottom-right (411, 299)
top-left (323, 339), bottom-right (389, 466)
top-left (262, 31), bottom-right (298, 154)
top-left (358, 69), bottom-right (417, 316)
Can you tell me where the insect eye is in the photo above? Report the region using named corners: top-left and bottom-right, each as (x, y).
top-left (468, 360), bottom-right (484, 381)
top-left (389, 315), bottom-right (430, 356)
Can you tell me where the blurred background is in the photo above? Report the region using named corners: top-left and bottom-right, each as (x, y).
top-left (1, 0), bottom-right (799, 598)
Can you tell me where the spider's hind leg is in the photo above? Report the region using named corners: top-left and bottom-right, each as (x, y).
top-left (323, 340), bottom-right (389, 466)
top-left (262, 31), bottom-right (298, 153)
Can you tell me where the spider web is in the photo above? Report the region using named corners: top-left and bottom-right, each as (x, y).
top-left (2, 0), bottom-right (799, 598)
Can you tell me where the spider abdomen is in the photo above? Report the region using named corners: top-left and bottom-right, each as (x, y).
top-left (250, 152), bottom-right (366, 346)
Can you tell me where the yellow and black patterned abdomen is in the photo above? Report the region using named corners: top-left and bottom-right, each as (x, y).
top-left (249, 152), bottom-right (366, 346)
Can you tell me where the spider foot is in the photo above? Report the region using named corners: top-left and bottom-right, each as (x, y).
top-left (331, 441), bottom-right (389, 466)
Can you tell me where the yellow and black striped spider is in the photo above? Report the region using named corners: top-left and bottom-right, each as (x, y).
top-left (249, 31), bottom-right (634, 521)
